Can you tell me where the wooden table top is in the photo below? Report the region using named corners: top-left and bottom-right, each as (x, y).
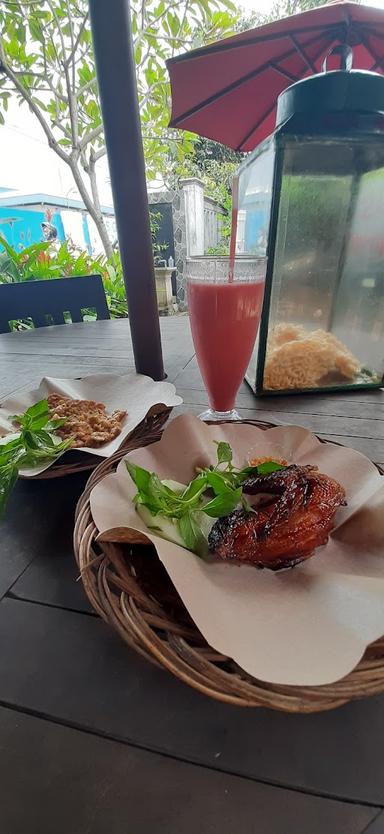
top-left (1, 317), bottom-right (383, 834)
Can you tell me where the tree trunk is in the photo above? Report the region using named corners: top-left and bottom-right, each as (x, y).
top-left (69, 158), bottom-right (114, 258)
top-left (91, 213), bottom-right (114, 259)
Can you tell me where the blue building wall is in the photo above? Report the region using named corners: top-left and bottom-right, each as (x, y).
top-left (0, 206), bottom-right (95, 252)
top-left (0, 207), bottom-right (65, 249)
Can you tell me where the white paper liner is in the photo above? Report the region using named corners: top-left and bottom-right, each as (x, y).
top-left (90, 414), bottom-right (384, 687)
top-left (0, 373), bottom-right (182, 476)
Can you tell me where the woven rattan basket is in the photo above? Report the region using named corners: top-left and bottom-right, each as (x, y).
top-left (74, 417), bottom-right (384, 713)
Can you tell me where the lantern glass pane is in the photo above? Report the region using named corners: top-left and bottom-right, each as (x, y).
top-left (234, 138), bottom-right (275, 257)
top-left (263, 137), bottom-right (384, 393)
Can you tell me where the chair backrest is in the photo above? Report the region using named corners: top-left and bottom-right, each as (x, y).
top-left (0, 275), bottom-right (110, 333)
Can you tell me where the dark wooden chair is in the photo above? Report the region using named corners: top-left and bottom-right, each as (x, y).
top-left (0, 275), bottom-right (110, 333)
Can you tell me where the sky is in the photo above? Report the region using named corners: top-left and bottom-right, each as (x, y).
top-left (0, 99), bottom-right (112, 204)
top-left (1, 0), bottom-right (384, 202)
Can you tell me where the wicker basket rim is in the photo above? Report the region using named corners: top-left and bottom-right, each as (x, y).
top-left (73, 416), bottom-right (384, 713)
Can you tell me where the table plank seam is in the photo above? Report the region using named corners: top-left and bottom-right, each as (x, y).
top-left (179, 406), bottom-right (383, 441)
top-left (177, 385), bottom-right (384, 404)
top-left (180, 404), bottom-right (384, 423)
top-left (360, 811), bottom-right (384, 833)
top-left (177, 391), bottom-right (384, 420)
top-left (0, 558), bottom-right (41, 604)
top-left (0, 698), bottom-right (382, 811)
top-left (0, 349), bottom-right (136, 361)
top-left (5, 591), bottom-right (98, 619)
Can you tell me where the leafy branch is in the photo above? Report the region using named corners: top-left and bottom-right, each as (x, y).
top-left (0, 0), bottom-right (239, 258)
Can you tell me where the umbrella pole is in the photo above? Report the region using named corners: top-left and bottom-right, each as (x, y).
top-left (88, 0), bottom-right (165, 380)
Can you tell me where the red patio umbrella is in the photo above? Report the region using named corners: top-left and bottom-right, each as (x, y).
top-left (167, 2), bottom-right (384, 152)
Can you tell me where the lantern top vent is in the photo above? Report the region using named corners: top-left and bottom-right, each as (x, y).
top-left (276, 69), bottom-right (384, 135)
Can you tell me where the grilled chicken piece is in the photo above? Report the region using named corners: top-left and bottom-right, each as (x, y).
top-left (208, 466), bottom-right (346, 570)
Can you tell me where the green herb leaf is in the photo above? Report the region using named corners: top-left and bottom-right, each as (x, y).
top-left (178, 512), bottom-right (198, 550)
top-left (146, 472), bottom-right (172, 508)
top-left (181, 474), bottom-right (207, 502)
top-left (0, 442), bottom-right (25, 469)
top-left (203, 487), bottom-right (242, 518)
top-left (11, 398), bottom-right (49, 428)
top-left (22, 430), bottom-right (41, 450)
top-left (125, 461), bottom-right (152, 494)
top-left (24, 415), bottom-right (51, 431)
top-left (45, 418), bottom-right (67, 431)
top-left (214, 440), bottom-right (233, 465)
top-left (256, 461), bottom-right (286, 475)
top-left (178, 511), bottom-right (208, 557)
top-left (35, 429), bottom-right (56, 447)
top-left (26, 399), bottom-right (49, 419)
top-left (0, 398), bottom-right (71, 519)
top-left (0, 463), bottom-right (19, 517)
top-left (205, 469), bottom-right (234, 495)
top-left (237, 461), bottom-right (286, 481)
top-left (125, 442), bottom-right (287, 558)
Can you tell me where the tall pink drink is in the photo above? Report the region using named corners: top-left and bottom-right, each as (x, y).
top-left (188, 277), bottom-right (265, 414)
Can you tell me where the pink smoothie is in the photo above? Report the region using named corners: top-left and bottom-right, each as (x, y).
top-left (188, 279), bottom-right (265, 412)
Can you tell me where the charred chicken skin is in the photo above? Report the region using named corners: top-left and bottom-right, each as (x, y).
top-left (208, 464), bottom-right (346, 570)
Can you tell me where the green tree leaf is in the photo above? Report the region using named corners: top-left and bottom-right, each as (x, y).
top-left (29, 20), bottom-right (44, 43)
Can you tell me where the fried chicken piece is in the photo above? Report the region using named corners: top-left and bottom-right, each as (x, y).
top-left (208, 465), bottom-right (346, 570)
top-left (47, 394), bottom-right (126, 448)
top-left (242, 464), bottom-right (317, 533)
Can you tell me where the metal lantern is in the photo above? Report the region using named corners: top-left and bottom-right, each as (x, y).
top-left (235, 67), bottom-right (384, 395)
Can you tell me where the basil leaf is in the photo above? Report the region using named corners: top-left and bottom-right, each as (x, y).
top-left (24, 399), bottom-right (49, 420)
top-left (33, 429), bottom-right (56, 448)
top-left (203, 487), bottom-right (242, 518)
top-left (215, 441), bottom-right (233, 465)
top-left (25, 414), bottom-right (51, 431)
top-left (126, 461), bottom-right (152, 494)
top-left (45, 418), bottom-right (67, 430)
top-left (147, 473), bottom-right (171, 507)
top-left (256, 461), bottom-right (286, 474)
top-left (237, 461), bottom-right (286, 481)
top-left (178, 512), bottom-right (208, 557)
top-left (181, 474), bottom-right (207, 503)
top-left (11, 399), bottom-right (49, 428)
top-left (0, 436), bottom-right (22, 459)
top-left (0, 464), bottom-right (19, 517)
top-left (22, 430), bottom-right (41, 450)
top-left (205, 470), bottom-right (233, 495)
top-left (0, 444), bottom-right (26, 469)
top-left (178, 512), bottom-right (197, 550)
top-left (162, 483), bottom-right (182, 497)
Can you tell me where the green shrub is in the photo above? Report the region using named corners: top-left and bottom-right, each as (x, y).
top-left (0, 207), bottom-right (167, 323)
top-left (0, 236), bottom-right (127, 320)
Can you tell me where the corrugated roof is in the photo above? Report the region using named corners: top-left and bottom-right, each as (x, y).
top-left (0, 191), bottom-right (114, 216)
